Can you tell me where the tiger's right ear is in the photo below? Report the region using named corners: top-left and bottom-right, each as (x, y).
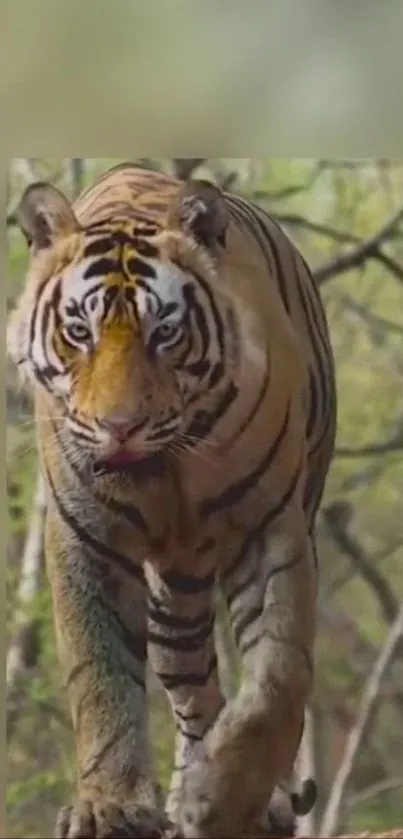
top-left (16, 182), bottom-right (80, 251)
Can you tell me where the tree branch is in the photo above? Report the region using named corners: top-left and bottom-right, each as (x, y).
top-left (320, 603), bottom-right (403, 836)
top-left (274, 213), bottom-right (361, 244)
top-left (335, 416), bottom-right (403, 459)
top-left (346, 777), bottom-right (403, 813)
top-left (335, 437), bottom-right (403, 458)
top-left (7, 472), bottom-right (46, 737)
top-left (339, 293), bottom-right (403, 339)
top-left (322, 502), bottom-right (399, 626)
top-left (264, 209), bottom-right (403, 286)
top-left (313, 204), bottom-right (403, 286)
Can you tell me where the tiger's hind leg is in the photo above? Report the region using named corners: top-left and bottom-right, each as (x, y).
top-left (175, 511), bottom-right (317, 838)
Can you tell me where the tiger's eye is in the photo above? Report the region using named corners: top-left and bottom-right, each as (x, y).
top-left (64, 323), bottom-right (92, 344)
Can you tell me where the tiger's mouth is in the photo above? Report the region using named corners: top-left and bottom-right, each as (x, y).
top-left (105, 450), bottom-right (150, 467)
top-left (94, 447), bottom-right (167, 479)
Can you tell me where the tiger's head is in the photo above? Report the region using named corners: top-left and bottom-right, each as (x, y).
top-left (8, 177), bottom-right (243, 472)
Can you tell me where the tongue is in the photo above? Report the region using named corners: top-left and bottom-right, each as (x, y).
top-left (106, 450), bottom-right (147, 466)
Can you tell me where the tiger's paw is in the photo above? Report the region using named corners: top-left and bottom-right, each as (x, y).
top-left (174, 755), bottom-right (217, 838)
top-left (55, 799), bottom-right (172, 839)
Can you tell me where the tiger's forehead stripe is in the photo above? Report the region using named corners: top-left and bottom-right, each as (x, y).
top-left (61, 225), bottom-right (162, 339)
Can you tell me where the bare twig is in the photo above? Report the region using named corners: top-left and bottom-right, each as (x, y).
top-left (322, 502), bottom-right (399, 626)
top-left (346, 777), bottom-right (403, 812)
top-left (335, 414), bottom-right (403, 459)
top-left (335, 435), bottom-right (403, 458)
top-left (274, 213), bottom-right (361, 245)
top-left (7, 472), bottom-right (46, 736)
top-left (340, 293), bottom-right (403, 339)
top-left (320, 603), bottom-right (403, 836)
top-left (313, 204), bottom-right (403, 286)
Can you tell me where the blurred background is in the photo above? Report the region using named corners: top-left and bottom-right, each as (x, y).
top-left (6, 158), bottom-right (403, 838)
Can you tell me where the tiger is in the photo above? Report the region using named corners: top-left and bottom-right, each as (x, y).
top-left (7, 161), bottom-right (336, 839)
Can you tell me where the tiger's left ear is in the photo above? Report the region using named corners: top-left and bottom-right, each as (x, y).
top-left (166, 179), bottom-right (228, 252)
top-left (16, 182), bottom-right (80, 251)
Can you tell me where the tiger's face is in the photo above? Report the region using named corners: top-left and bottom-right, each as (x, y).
top-left (8, 178), bottom-right (240, 470)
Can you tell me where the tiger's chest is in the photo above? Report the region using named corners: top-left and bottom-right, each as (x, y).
top-left (109, 452), bottom-right (275, 578)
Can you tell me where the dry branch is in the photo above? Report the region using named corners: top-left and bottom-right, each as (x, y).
top-left (320, 603), bottom-right (403, 836)
top-left (313, 204), bottom-right (403, 286)
top-left (7, 472), bottom-right (46, 737)
top-left (335, 421), bottom-right (403, 459)
top-left (322, 502), bottom-right (399, 626)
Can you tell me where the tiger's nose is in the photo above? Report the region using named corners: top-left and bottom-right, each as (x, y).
top-left (99, 413), bottom-right (145, 443)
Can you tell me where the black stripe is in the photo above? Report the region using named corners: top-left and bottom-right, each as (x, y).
top-left (295, 250), bottom-right (332, 350)
top-left (29, 278), bottom-right (48, 351)
top-left (44, 460), bottom-right (145, 583)
top-left (40, 299), bottom-right (53, 369)
top-left (228, 194), bottom-right (335, 452)
top-left (233, 605), bottom-right (262, 646)
top-left (191, 272), bottom-right (225, 357)
top-left (225, 569), bottom-right (257, 609)
top-left (308, 400), bottom-right (335, 461)
top-left (223, 458), bottom-right (302, 579)
top-left (82, 222), bottom-right (115, 235)
top-left (175, 726), bottom-right (203, 741)
top-left (306, 367), bottom-right (318, 438)
top-left (298, 276), bottom-right (330, 422)
top-left (155, 653), bottom-right (217, 690)
top-left (160, 569), bottom-right (215, 594)
top-left (226, 367), bottom-right (270, 448)
top-left (239, 633), bottom-right (262, 655)
top-left (80, 730), bottom-right (124, 781)
top-left (200, 401), bottom-right (290, 517)
top-left (185, 381), bottom-right (238, 442)
top-left (265, 550), bottom-right (304, 584)
top-left (125, 236), bottom-right (159, 258)
top-left (174, 709), bottom-right (203, 722)
top-left (147, 594), bottom-right (211, 630)
top-left (29, 278), bottom-right (61, 380)
top-left (293, 276), bottom-right (327, 422)
top-left (125, 256), bottom-right (156, 278)
top-left (148, 616), bottom-right (214, 652)
top-left (226, 196), bottom-right (291, 313)
top-left (182, 283), bottom-right (210, 370)
top-left (83, 257), bottom-right (120, 279)
top-left (83, 237), bottom-right (115, 257)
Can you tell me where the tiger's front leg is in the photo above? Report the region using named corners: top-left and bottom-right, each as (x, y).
top-left (45, 506), bottom-right (166, 839)
top-left (175, 511), bottom-right (317, 839)
top-left (145, 563), bottom-right (226, 829)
